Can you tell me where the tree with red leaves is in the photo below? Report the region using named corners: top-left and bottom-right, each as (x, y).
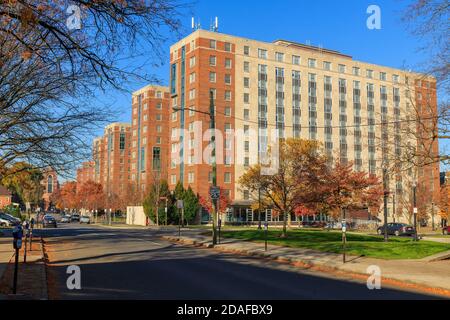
top-left (199, 187), bottom-right (231, 216)
top-left (51, 181), bottom-right (78, 210)
top-left (319, 160), bottom-right (384, 220)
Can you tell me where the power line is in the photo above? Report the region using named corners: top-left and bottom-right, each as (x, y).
top-left (172, 107), bottom-right (439, 130)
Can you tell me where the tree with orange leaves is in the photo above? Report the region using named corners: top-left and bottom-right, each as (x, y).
top-left (76, 181), bottom-right (104, 211)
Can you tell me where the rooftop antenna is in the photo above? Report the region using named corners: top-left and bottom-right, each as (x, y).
top-left (210, 16), bottom-right (219, 32)
top-left (191, 17), bottom-right (201, 32)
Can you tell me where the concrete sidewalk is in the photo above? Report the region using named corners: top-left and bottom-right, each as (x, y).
top-left (161, 229), bottom-right (450, 297)
top-left (0, 231), bottom-right (14, 300)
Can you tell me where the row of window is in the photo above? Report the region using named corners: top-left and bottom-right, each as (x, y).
top-left (170, 172), bottom-right (233, 185)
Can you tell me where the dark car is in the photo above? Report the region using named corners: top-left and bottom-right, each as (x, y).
top-left (377, 223), bottom-right (414, 236)
top-left (71, 214), bottom-right (80, 222)
top-left (42, 215), bottom-right (57, 228)
top-left (443, 226), bottom-right (449, 235)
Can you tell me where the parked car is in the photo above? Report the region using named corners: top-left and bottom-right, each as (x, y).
top-left (301, 221), bottom-right (327, 228)
top-left (377, 223), bottom-right (414, 236)
top-left (60, 215), bottom-right (71, 223)
top-left (0, 216), bottom-right (13, 227)
top-left (42, 215), bottom-right (57, 228)
top-left (0, 213), bottom-right (20, 226)
top-left (80, 216), bottom-right (90, 224)
top-left (443, 225), bottom-right (450, 235)
top-left (71, 214), bottom-right (80, 222)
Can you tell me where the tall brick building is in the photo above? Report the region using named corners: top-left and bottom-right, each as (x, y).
top-left (168, 29), bottom-right (439, 224)
top-left (91, 123), bottom-right (132, 206)
top-left (130, 85), bottom-right (171, 197)
top-left (76, 161), bottom-right (95, 189)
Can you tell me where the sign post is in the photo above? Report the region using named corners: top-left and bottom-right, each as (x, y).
top-left (264, 221), bottom-right (268, 251)
top-left (177, 200), bottom-right (184, 238)
top-left (218, 218), bottom-right (222, 244)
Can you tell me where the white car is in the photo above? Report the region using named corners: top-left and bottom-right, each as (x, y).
top-left (0, 217), bottom-right (13, 227)
top-left (80, 216), bottom-right (90, 224)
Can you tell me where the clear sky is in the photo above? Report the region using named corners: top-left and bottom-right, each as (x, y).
top-left (89, 0), bottom-right (447, 170)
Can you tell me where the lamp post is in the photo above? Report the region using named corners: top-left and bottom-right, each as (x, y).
top-left (258, 186), bottom-right (262, 229)
top-left (412, 182), bottom-right (418, 241)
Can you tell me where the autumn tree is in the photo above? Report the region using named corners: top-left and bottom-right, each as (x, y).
top-left (1, 162), bottom-right (43, 209)
top-left (199, 187), bottom-right (231, 218)
top-left (50, 181), bottom-right (77, 210)
top-left (318, 160), bottom-right (384, 221)
top-left (239, 139), bottom-right (327, 237)
top-left (77, 181), bottom-right (104, 211)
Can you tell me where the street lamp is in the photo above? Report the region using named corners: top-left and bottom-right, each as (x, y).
top-left (412, 182), bottom-right (418, 241)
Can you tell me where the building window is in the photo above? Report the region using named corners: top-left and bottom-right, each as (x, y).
top-left (244, 93), bottom-right (250, 104)
top-left (225, 58), bottom-right (232, 69)
top-left (209, 55), bottom-right (216, 66)
top-left (210, 39), bottom-right (216, 49)
top-left (244, 77), bottom-right (250, 88)
top-left (189, 56), bottom-right (196, 68)
top-left (170, 175), bottom-right (177, 185)
top-left (275, 52), bottom-right (284, 62)
top-left (189, 106), bottom-right (196, 117)
top-left (156, 126), bottom-right (162, 133)
top-left (225, 74), bottom-right (231, 85)
top-left (258, 48), bottom-right (267, 59)
top-left (209, 72), bottom-right (216, 83)
top-left (243, 190), bottom-right (250, 200)
top-left (225, 90), bottom-right (232, 101)
top-left (244, 45), bottom-right (250, 56)
top-left (152, 147), bottom-right (161, 170)
top-left (352, 67), bottom-right (360, 76)
top-left (47, 175), bottom-right (53, 194)
top-left (189, 89), bottom-right (196, 100)
top-left (323, 61), bottom-right (331, 71)
top-left (244, 109), bottom-right (249, 121)
top-left (366, 69), bottom-right (374, 79)
top-left (188, 172), bottom-right (194, 183)
top-left (380, 72), bottom-right (387, 81)
top-left (224, 42), bottom-right (232, 52)
top-left (119, 133), bottom-right (126, 150)
top-left (156, 91), bottom-right (162, 98)
top-left (224, 107), bottom-right (231, 117)
top-left (292, 55), bottom-right (301, 65)
top-left (338, 64), bottom-right (346, 73)
top-left (189, 72), bottom-right (196, 84)
top-left (156, 102), bottom-right (162, 110)
top-left (308, 58), bottom-right (316, 68)
top-left (224, 172), bottom-right (231, 183)
top-left (244, 61), bottom-right (250, 73)
top-left (393, 74), bottom-right (399, 83)
top-left (156, 114), bottom-right (162, 121)
top-left (156, 137), bottom-right (161, 144)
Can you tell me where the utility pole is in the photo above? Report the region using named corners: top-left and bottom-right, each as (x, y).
top-left (173, 90), bottom-right (218, 245)
top-left (210, 90), bottom-right (218, 245)
top-left (383, 168), bottom-right (389, 242)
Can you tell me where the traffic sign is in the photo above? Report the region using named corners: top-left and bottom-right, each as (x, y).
top-left (210, 186), bottom-right (220, 200)
top-left (176, 200), bottom-right (184, 209)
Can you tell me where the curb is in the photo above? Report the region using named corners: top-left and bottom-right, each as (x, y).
top-left (161, 235), bottom-right (450, 298)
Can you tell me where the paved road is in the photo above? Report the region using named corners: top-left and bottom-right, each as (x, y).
top-left (40, 224), bottom-right (441, 300)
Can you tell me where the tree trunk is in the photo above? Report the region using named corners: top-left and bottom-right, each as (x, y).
top-left (281, 211), bottom-right (288, 238)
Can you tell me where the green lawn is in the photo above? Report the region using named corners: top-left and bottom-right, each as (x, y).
top-left (220, 228), bottom-right (450, 260)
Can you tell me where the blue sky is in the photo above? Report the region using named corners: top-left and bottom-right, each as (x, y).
top-left (92, 0), bottom-right (447, 166)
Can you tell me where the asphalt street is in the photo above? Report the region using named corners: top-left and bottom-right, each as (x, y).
top-left (39, 224), bottom-right (441, 300)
